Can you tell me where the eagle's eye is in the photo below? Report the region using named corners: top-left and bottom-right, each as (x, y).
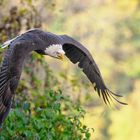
top-left (55, 50), bottom-right (65, 60)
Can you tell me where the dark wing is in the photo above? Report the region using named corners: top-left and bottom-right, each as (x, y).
top-left (0, 49), bottom-right (13, 127)
top-left (0, 57), bottom-right (10, 98)
top-left (61, 35), bottom-right (127, 105)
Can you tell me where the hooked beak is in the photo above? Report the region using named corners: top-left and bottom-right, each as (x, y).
top-left (57, 54), bottom-right (64, 60)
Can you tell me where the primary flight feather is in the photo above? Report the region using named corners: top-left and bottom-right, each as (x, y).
top-left (0, 29), bottom-right (127, 128)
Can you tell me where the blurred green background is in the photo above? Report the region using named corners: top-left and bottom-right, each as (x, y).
top-left (0, 0), bottom-right (140, 140)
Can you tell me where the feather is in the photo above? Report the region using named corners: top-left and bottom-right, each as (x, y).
top-left (62, 35), bottom-right (127, 105)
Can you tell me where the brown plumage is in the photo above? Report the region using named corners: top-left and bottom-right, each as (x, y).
top-left (0, 29), bottom-right (127, 128)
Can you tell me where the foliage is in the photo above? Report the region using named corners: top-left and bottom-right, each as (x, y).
top-left (0, 90), bottom-right (92, 140)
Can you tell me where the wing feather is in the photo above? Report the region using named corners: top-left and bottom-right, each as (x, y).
top-left (0, 58), bottom-right (9, 96)
top-left (0, 50), bottom-right (12, 123)
top-left (61, 35), bottom-right (127, 105)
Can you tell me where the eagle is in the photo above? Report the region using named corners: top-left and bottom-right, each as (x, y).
top-left (0, 29), bottom-right (127, 128)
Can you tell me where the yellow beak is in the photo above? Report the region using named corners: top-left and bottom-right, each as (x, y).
top-left (57, 54), bottom-right (64, 60)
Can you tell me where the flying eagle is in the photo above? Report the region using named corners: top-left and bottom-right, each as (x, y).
top-left (0, 29), bottom-right (127, 128)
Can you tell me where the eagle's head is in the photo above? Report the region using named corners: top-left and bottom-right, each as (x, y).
top-left (36, 44), bottom-right (65, 60)
top-left (45, 44), bottom-right (65, 60)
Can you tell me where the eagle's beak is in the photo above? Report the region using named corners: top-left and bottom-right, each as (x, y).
top-left (57, 54), bottom-right (64, 60)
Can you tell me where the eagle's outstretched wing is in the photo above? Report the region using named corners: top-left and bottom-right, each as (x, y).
top-left (61, 35), bottom-right (127, 105)
top-left (0, 49), bottom-right (13, 127)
